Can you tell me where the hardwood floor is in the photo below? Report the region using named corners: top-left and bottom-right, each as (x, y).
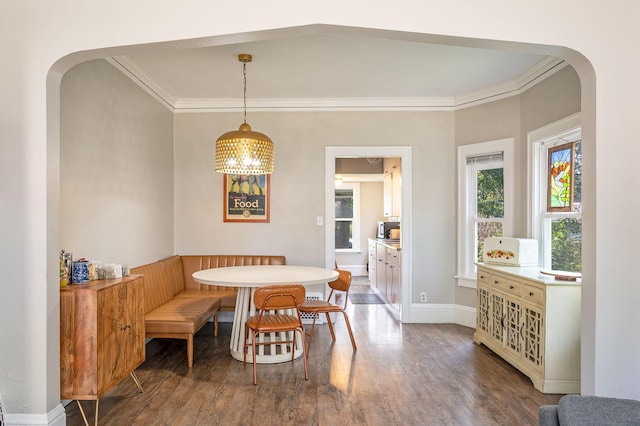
top-left (64, 285), bottom-right (562, 425)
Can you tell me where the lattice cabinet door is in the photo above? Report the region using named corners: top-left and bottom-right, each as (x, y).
top-left (503, 295), bottom-right (523, 358)
top-left (490, 291), bottom-right (505, 345)
top-left (476, 284), bottom-right (491, 337)
top-left (522, 303), bottom-right (544, 372)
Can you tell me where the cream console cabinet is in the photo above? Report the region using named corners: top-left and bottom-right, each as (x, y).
top-left (474, 264), bottom-right (581, 394)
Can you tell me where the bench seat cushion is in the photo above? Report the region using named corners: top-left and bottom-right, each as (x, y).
top-left (145, 297), bottom-right (219, 335)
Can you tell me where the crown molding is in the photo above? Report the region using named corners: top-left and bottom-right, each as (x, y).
top-left (108, 55), bottom-right (567, 113)
top-left (106, 56), bottom-right (177, 110)
top-left (172, 96), bottom-right (456, 112)
top-left (453, 56), bottom-right (567, 109)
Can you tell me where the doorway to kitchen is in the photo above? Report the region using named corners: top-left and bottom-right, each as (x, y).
top-left (325, 146), bottom-right (412, 322)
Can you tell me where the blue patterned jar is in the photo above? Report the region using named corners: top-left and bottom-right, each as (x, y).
top-left (72, 261), bottom-right (90, 283)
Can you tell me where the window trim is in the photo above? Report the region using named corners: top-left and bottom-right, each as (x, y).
top-left (334, 182), bottom-right (361, 253)
top-left (457, 138), bottom-right (514, 287)
top-left (527, 113), bottom-right (581, 269)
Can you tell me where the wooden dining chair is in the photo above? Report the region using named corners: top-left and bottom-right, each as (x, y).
top-left (300, 269), bottom-right (357, 351)
top-left (244, 284), bottom-right (309, 385)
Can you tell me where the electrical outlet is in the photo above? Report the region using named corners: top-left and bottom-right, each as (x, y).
top-left (316, 216), bottom-right (323, 226)
top-left (420, 292), bottom-right (427, 303)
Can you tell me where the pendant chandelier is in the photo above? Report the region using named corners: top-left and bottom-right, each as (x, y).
top-left (215, 53), bottom-right (274, 175)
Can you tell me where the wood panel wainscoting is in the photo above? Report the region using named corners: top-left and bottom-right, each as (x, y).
top-left (61, 275), bottom-right (146, 424)
top-left (62, 283), bottom-right (563, 425)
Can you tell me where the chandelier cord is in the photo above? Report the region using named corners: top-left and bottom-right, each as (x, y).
top-left (242, 62), bottom-right (247, 125)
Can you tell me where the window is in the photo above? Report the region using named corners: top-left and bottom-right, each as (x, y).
top-left (528, 114), bottom-right (581, 272)
top-left (472, 154), bottom-right (505, 262)
top-left (457, 139), bottom-right (514, 285)
top-left (335, 182), bottom-right (360, 252)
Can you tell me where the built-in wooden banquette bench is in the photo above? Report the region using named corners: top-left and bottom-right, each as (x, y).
top-left (131, 254), bottom-right (286, 367)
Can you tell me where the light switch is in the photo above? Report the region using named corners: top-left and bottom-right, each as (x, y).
top-left (316, 216), bottom-right (323, 226)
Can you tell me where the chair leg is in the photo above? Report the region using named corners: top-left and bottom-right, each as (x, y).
top-left (243, 324), bottom-right (249, 365)
top-left (291, 332), bottom-right (296, 362)
top-left (306, 314), bottom-right (318, 352)
top-left (299, 328), bottom-right (309, 380)
top-left (342, 311), bottom-right (357, 351)
top-left (214, 313), bottom-right (219, 337)
top-left (252, 332), bottom-right (258, 385)
top-left (325, 312), bottom-right (336, 341)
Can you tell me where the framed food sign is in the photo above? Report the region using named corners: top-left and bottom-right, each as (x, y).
top-left (547, 141), bottom-right (575, 212)
top-left (223, 174), bottom-right (270, 222)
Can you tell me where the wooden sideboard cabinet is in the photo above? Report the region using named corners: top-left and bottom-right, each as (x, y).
top-left (474, 264), bottom-right (581, 394)
top-left (60, 275), bottom-right (145, 408)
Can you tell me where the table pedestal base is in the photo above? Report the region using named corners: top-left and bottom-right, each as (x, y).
top-left (229, 287), bottom-right (304, 364)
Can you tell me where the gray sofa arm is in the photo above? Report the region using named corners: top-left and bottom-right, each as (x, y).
top-left (537, 405), bottom-right (559, 426)
top-left (539, 395), bottom-right (640, 426)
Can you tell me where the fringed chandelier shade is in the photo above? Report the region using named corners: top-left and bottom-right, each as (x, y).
top-left (215, 54), bottom-right (274, 175)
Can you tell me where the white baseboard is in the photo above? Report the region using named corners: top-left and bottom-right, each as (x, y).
top-left (4, 403), bottom-right (65, 426)
top-left (335, 264), bottom-right (367, 276)
top-left (453, 305), bottom-right (476, 328)
top-left (218, 311), bottom-right (234, 322)
top-left (408, 303), bottom-right (476, 329)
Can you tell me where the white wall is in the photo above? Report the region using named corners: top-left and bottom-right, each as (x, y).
top-left (2, 0), bottom-right (640, 421)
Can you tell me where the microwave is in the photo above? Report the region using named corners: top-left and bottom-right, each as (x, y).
top-left (377, 221), bottom-right (400, 239)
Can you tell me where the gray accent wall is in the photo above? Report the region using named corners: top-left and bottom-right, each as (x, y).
top-left (173, 110), bottom-right (457, 303)
top-left (60, 59), bottom-right (174, 267)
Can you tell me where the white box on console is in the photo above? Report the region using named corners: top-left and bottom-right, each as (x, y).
top-left (483, 237), bottom-right (538, 266)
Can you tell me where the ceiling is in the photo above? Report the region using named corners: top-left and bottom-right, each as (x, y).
top-left (110, 32), bottom-right (565, 112)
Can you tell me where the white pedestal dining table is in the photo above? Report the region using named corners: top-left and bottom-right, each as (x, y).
top-left (192, 265), bottom-right (339, 364)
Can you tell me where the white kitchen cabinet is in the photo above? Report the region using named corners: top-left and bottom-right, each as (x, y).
top-left (369, 238), bottom-right (401, 318)
top-left (383, 158), bottom-right (401, 218)
top-left (368, 239), bottom-right (377, 289)
top-left (474, 264), bottom-right (581, 394)
top-left (386, 246), bottom-right (401, 314)
top-left (375, 243), bottom-right (387, 299)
